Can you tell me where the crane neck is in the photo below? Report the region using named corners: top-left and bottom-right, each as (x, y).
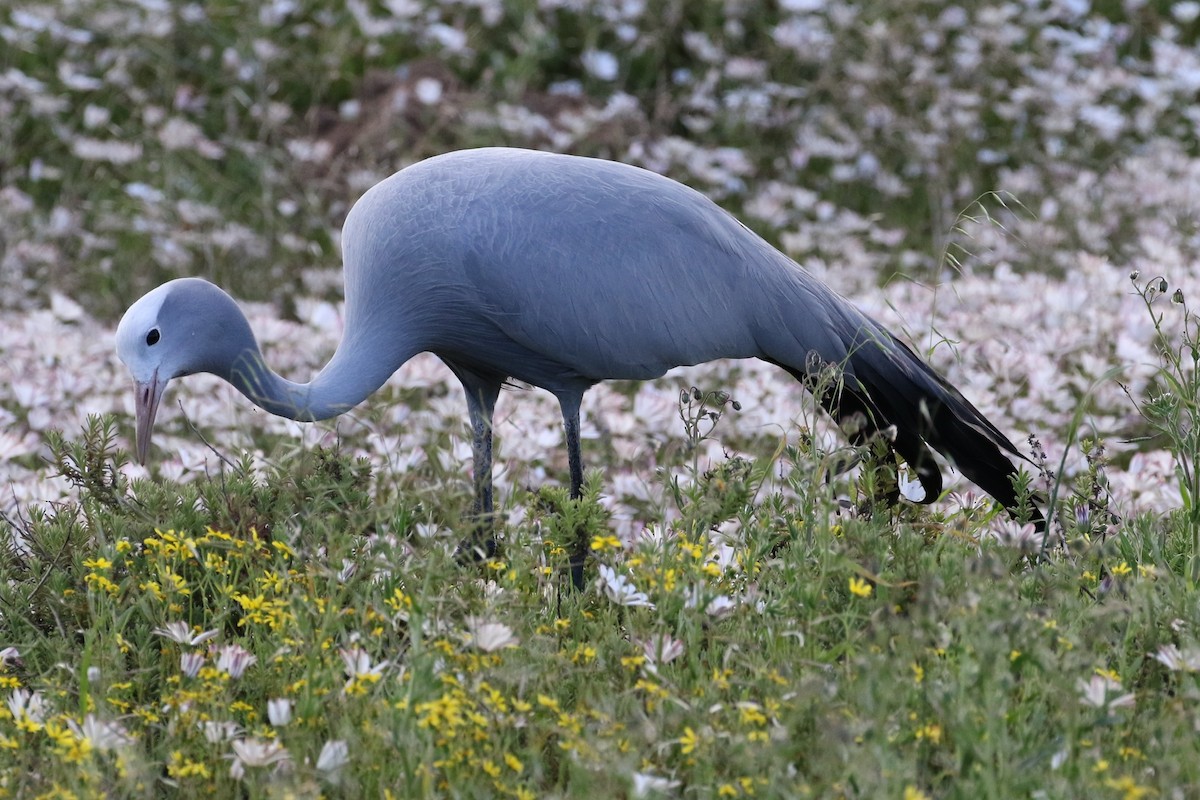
top-left (224, 336), bottom-right (413, 422)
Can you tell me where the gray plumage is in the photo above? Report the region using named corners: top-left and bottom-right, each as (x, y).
top-left (117, 147), bottom-right (1040, 544)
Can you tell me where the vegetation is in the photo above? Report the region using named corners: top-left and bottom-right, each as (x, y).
top-left (1, 395), bottom-right (1197, 798)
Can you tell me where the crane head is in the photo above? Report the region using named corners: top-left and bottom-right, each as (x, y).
top-left (116, 281), bottom-right (181, 465)
top-left (117, 278), bottom-right (248, 465)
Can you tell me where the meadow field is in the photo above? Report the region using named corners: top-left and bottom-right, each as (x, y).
top-left (3, 1), bottom-right (1200, 797)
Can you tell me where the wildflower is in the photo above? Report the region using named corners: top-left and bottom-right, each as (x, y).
top-left (914, 722), bottom-right (942, 743)
top-left (571, 644), bottom-right (597, 664)
top-left (1152, 643), bottom-right (1200, 672)
top-left (904, 787), bottom-right (931, 800)
top-left (987, 520), bottom-right (1041, 552)
top-left (1110, 562), bottom-right (1133, 578)
top-left (45, 718), bottom-right (92, 763)
top-left (848, 577), bottom-right (872, 598)
top-left (201, 720), bottom-right (242, 743)
top-left (229, 737), bottom-right (290, 779)
top-left (385, 587), bottom-right (413, 615)
top-left (1104, 775), bottom-right (1152, 800)
top-left (214, 644), bottom-right (257, 678)
top-left (465, 618), bottom-right (520, 652)
top-left (621, 654), bottom-right (646, 671)
top-left (590, 534), bottom-right (621, 551)
top-left (340, 647), bottom-right (387, 694)
top-left (267, 698), bottom-right (292, 726)
top-left (168, 750), bottom-right (212, 779)
top-left (66, 715), bottom-right (133, 751)
top-left (7, 688), bottom-right (47, 726)
top-left (72, 137), bottom-right (142, 164)
top-left (180, 652), bottom-right (205, 678)
top-left (316, 739), bottom-right (349, 773)
top-left (639, 634), bottom-right (685, 666)
top-left (631, 771), bottom-right (682, 798)
top-left (679, 726), bottom-right (701, 755)
top-left (737, 702), bottom-right (768, 727)
top-left (340, 646), bottom-right (388, 678)
top-left (154, 621), bottom-right (219, 646)
top-left (0, 647), bottom-right (19, 667)
top-left (597, 565), bottom-right (655, 608)
top-left (1077, 674), bottom-right (1135, 711)
top-left (705, 594), bottom-right (737, 619)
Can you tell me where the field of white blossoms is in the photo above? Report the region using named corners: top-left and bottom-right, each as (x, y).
top-left (3, 1), bottom-right (1200, 798)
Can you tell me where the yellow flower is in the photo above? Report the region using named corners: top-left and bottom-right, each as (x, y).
top-left (1104, 775), bottom-right (1152, 800)
top-left (903, 787), bottom-right (931, 800)
top-left (82, 557), bottom-right (112, 570)
top-left (848, 577), bottom-right (873, 598)
top-left (679, 726), bottom-right (700, 755)
top-left (167, 750), bottom-right (212, 779)
top-left (738, 703), bottom-right (767, 727)
top-left (571, 645), bottom-right (597, 664)
top-left (911, 662), bottom-right (924, 684)
top-left (385, 588), bottom-right (413, 613)
top-left (1111, 562), bottom-right (1133, 577)
top-left (590, 534), bottom-right (621, 551)
top-left (84, 573), bottom-right (120, 596)
top-left (914, 722), bottom-right (942, 744)
top-left (504, 752), bottom-right (524, 773)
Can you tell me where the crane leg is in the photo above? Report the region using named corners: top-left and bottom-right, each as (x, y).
top-left (456, 376), bottom-right (500, 561)
top-left (559, 393), bottom-right (588, 590)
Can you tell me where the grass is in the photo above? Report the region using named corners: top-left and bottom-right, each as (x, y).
top-left (1, 402), bottom-right (1198, 798)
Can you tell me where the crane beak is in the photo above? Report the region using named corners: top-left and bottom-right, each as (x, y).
top-left (134, 371), bottom-right (164, 465)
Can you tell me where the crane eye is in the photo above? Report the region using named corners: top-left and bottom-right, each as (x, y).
top-left (146, 328), bottom-right (161, 346)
